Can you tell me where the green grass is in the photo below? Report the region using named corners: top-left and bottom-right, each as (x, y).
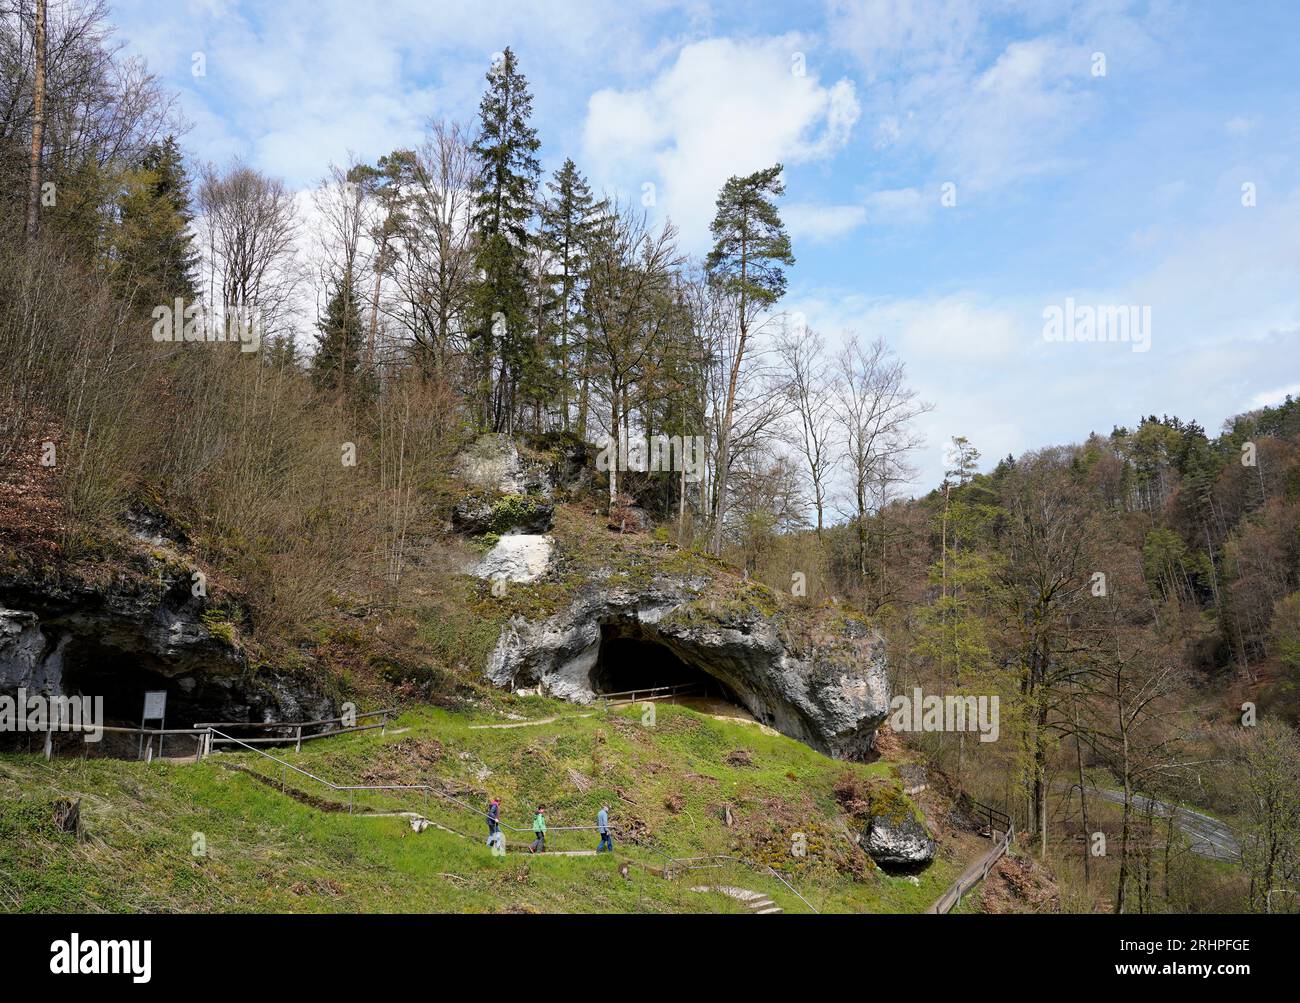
top-left (0, 699), bottom-right (972, 914)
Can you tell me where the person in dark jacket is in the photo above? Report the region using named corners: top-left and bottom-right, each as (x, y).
top-left (596, 805), bottom-right (613, 853)
top-left (486, 798), bottom-right (501, 846)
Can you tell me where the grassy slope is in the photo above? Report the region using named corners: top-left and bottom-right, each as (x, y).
top-left (0, 700), bottom-right (971, 914)
top-left (2, 453), bottom-right (978, 913)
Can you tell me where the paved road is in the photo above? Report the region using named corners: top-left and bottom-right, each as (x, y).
top-left (1078, 786), bottom-right (1242, 862)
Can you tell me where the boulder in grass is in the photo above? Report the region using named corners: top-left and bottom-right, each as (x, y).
top-left (863, 812), bottom-right (935, 867)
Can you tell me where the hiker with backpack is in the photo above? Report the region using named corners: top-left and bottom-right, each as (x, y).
top-left (529, 806), bottom-right (546, 853)
top-left (596, 805), bottom-right (613, 853)
top-left (486, 797), bottom-right (501, 846)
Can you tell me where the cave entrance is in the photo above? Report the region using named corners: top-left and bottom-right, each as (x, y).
top-left (590, 623), bottom-right (745, 716)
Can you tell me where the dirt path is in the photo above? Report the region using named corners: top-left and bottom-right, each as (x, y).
top-left (468, 714), bottom-right (593, 730)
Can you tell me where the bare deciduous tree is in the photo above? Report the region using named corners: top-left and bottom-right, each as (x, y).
top-left (583, 204), bottom-right (682, 507)
top-left (197, 161), bottom-right (302, 340)
top-left (833, 334), bottom-right (930, 591)
top-left (775, 320), bottom-right (837, 538)
top-left (23, 0), bottom-right (43, 236)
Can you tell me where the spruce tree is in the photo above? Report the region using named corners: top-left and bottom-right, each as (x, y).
top-left (113, 136), bottom-right (200, 307)
top-left (469, 47), bottom-right (541, 432)
top-left (312, 275), bottom-right (367, 398)
top-left (539, 158), bottom-right (606, 432)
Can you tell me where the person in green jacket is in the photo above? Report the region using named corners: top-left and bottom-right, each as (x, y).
top-left (529, 806), bottom-right (546, 853)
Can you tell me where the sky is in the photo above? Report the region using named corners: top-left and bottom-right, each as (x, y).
top-left (109, 0), bottom-right (1300, 493)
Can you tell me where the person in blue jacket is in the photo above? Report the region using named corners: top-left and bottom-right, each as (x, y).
top-left (486, 797), bottom-right (501, 846)
top-left (596, 804), bottom-right (613, 853)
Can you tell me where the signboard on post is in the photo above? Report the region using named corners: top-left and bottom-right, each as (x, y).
top-left (143, 690), bottom-right (167, 721)
top-left (141, 690), bottom-right (167, 761)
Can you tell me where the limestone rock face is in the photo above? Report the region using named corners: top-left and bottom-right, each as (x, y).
top-left (453, 433), bottom-right (553, 498)
top-left (451, 435), bottom-right (559, 536)
top-left (484, 573), bottom-right (890, 760)
top-left (863, 813), bottom-right (937, 867)
top-left (474, 535), bottom-right (554, 584)
top-left (0, 549), bottom-right (333, 729)
top-left (453, 496), bottom-right (555, 536)
top-left (0, 609), bottom-right (58, 693)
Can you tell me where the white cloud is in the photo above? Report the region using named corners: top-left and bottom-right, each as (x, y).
top-left (826, 0), bottom-right (983, 75)
top-left (829, 1), bottom-right (1167, 197)
top-left (865, 186), bottom-right (929, 225)
top-left (784, 202), bottom-right (869, 243)
top-left (582, 35), bottom-right (860, 249)
top-left (922, 36), bottom-right (1095, 191)
top-left (113, 0), bottom-right (702, 186)
top-left (789, 291), bottom-right (1026, 364)
top-left (1250, 382), bottom-right (1300, 410)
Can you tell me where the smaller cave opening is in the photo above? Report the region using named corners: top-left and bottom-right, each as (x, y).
top-left (589, 623), bottom-right (741, 710)
top-left (51, 634), bottom-right (265, 748)
top-left (58, 639), bottom-right (214, 726)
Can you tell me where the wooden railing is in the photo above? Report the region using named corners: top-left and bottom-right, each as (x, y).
top-left (926, 797), bottom-right (1015, 915)
top-left (962, 796), bottom-right (1011, 836)
top-left (192, 708), bottom-right (395, 753)
top-left (595, 682), bottom-right (705, 707)
top-left (29, 708), bottom-right (395, 762)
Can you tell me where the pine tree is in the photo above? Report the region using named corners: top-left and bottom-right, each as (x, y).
top-left (349, 151), bottom-right (417, 369)
top-left (704, 163), bottom-right (794, 555)
top-left (469, 47), bottom-right (541, 432)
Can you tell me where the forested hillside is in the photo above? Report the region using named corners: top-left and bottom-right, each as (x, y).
top-left (2, 1), bottom-right (1297, 916)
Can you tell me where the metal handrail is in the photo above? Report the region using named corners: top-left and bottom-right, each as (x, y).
top-left (595, 682), bottom-right (702, 700)
top-left (207, 722), bottom-right (386, 747)
top-left (193, 709), bottom-right (395, 729)
top-left (33, 711), bottom-right (393, 761)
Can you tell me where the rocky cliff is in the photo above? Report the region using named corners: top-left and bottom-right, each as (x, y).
top-left (453, 434), bottom-right (891, 760)
top-left (485, 574), bottom-right (890, 759)
top-left (0, 514), bottom-right (334, 732)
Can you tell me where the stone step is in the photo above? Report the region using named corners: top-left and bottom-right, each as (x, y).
top-left (689, 885), bottom-right (784, 913)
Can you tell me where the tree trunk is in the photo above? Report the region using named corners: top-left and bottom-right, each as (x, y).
top-left (1075, 714), bottom-right (1092, 886)
top-left (368, 241), bottom-right (385, 369)
top-left (710, 245), bottom-right (748, 557)
top-left (25, 0), bottom-right (46, 238)
top-left (608, 389), bottom-right (619, 508)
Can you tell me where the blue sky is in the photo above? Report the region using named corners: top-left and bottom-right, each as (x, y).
top-left (110, 0), bottom-right (1300, 491)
